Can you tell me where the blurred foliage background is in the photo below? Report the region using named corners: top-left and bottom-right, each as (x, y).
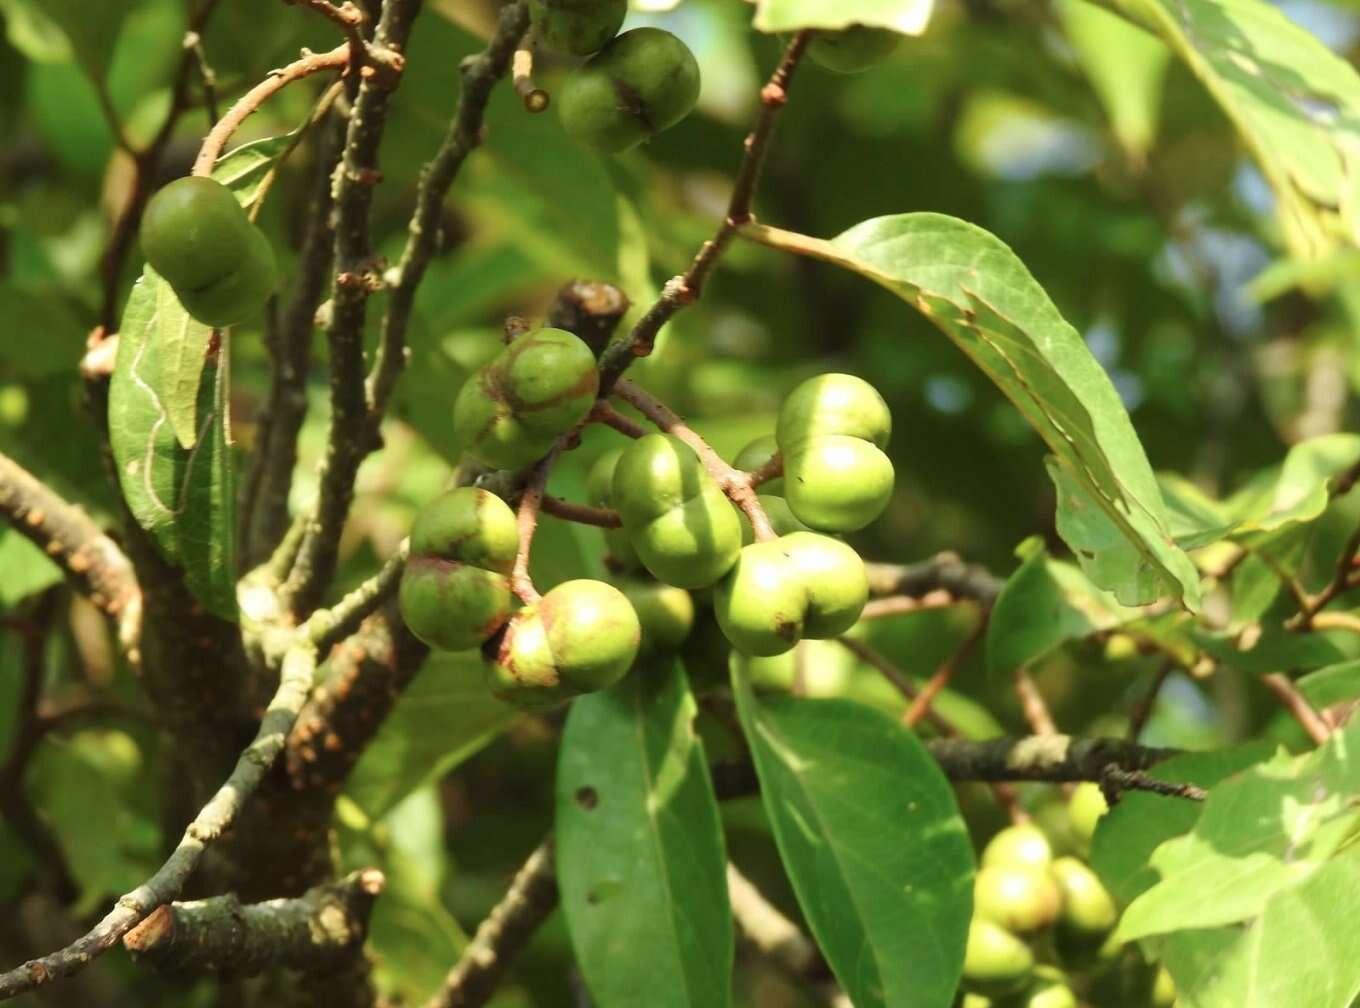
top-left (3, 0), bottom-right (1359, 1004)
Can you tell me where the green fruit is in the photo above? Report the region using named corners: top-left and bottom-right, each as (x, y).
top-left (738, 495), bottom-right (811, 544)
top-left (529, 0), bottom-right (626, 56)
top-left (489, 579), bottom-right (640, 707)
top-left (621, 580), bottom-right (694, 654)
top-left (807, 25), bottom-right (901, 73)
top-left (733, 434), bottom-right (783, 494)
top-left (982, 823), bottom-right (1054, 873)
top-left (973, 865), bottom-right (1061, 935)
top-left (776, 373), bottom-right (892, 449)
top-left (1051, 857), bottom-right (1117, 935)
top-left (559, 28), bottom-right (701, 153)
top-left (784, 435), bottom-right (894, 532)
top-left (174, 224), bottom-right (278, 327)
top-left (587, 449), bottom-right (642, 571)
top-left (713, 540), bottom-right (806, 656)
top-left (500, 328), bottom-right (600, 436)
top-left (1021, 980), bottom-right (1078, 1008)
top-left (1068, 782), bottom-right (1108, 849)
top-left (1152, 966), bottom-right (1176, 1007)
top-left (399, 488), bottom-right (520, 651)
top-left (781, 531), bottom-right (867, 637)
top-left (614, 434), bottom-right (742, 589)
top-left (140, 176), bottom-right (254, 292)
top-left (962, 919), bottom-right (1033, 998)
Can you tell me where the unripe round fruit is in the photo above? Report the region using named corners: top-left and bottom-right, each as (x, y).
top-left (962, 918), bottom-right (1033, 998)
top-left (399, 488), bottom-right (519, 651)
top-left (529, 0), bottom-right (626, 56)
top-left (733, 434), bottom-right (783, 494)
top-left (973, 865), bottom-right (1061, 935)
top-left (1022, 980), bottom-right (1079, 1008)
top-left (489, 579), bottom-right (640, 707)
top-left (559, 28), bottom-right (701, 153)
top-left (777, 373), bottom-right (892, 449)
top-left (174, 224), bottom-right (278, 327)
top-left (1051, 856), bottom-right (1118, 935)
top-left (807, 25), bottom-right (901, 74)
top-left (781, 531), bottom-right (867, 638)
top-left (141, 176), bottom-right (255, 292)
top-left (714, 540), bottom-right (806, 656)
top-left (614, 434), bottom-right (742, 589)
top-left (982, 823), bottom-right (1054, 873)
top-left (587, 449), bottom-right (642, 571)
top-left (621, 580), bottom-right (694, 654)
top-left (1068, 782), bottom-right (1108, 849)
top-left (1152, 966), bottom-right (1176, 1007)
top-left (784, 435), bottom-right (895, 532)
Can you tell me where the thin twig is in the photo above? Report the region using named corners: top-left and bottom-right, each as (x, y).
top-left (726, 863), bottom-right (825, 983)
top-left (1260, 673), bottom-right (1332, 745)
top-left (589, 401), bottom-right (646, 439)
top-left (1127, 662), bottom-right (1174, 742)
top-left (596, 31), bottom-right (813, 393)
top-left (540, 495), bottom-right (621, 528)
top-left (834, 636), bottom-right (953, 735)
top-left (859, 594), bottom-right (960, 620)
top-left (903, 618), bottom-right (983, 728)
top-left (301, 541), bottom-right (409, 653)
top-left (287, 0), bottom-right (369, 68)
top-left (511, 453), bottom-right (557, 605)
top-left (1099, 766), bottom-right (1206, 804)
top-left (745, 452), bottom-right (784, 489)
top-left (511, 47), bottom-right (548, 112)
top-left (184, 30), bottom-right (220, 126)
top-left (1014, 667), bottom-right (1059, 736)
top-left (863, 554), bottom-right (1003, 606)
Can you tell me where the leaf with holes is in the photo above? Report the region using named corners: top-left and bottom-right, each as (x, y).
top-left (732, 664), bottom-right (973, 1008)
top-left (108, 269), bottom-right (236, 619)
top-left (557, 660), bottom-right (732, 1008)
top-left (746, 215), bottom-right (1200, 609)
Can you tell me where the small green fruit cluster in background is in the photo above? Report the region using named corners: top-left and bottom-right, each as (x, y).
top-left (959, 788), bottom-right (1175, 1006)
top-left (559, 27), bottom-right (701, 153)
top-left (529, 0), bottom-right (626, 56)
top-left (453, 327), bottom-right (599, 469)
top-left (399, 488), bottom-right (519, 651)
top-left (140, 176), bottom-right (277, 327)
top-left (807, 24), bottom-right (902, 74)
top-left (776, 373), bottom-right (895, 532)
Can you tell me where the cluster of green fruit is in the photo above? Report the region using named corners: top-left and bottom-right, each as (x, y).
top-left (959, 785), bottom-right (1176, 1007)
top-left (140, 176), bottom-right (277, 328)
top-left (401, 363), bottom-right (895, 707)
top-left (529, 0), bottom-right (700, 153)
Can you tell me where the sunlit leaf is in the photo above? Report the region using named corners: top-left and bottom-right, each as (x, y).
top-left (754, 0), bottom-right (934, 35)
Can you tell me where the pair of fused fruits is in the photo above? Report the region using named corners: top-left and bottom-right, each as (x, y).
top-left (776, 373), bottom-right (895, 532)
top-left (140, 176), bottom-right (277, 327)
top-left (453, 327), bottom-right (599, 469)
top-left (398, 487), bottom-right (639, 709)
top-left (559, 28), bottom-right (701, 153)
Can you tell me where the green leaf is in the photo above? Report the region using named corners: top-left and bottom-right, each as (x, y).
top-left (211, 131), bottom-right (297, 211)
top-left (753, 0), bottom-right (934, 34)
top-left (107, 268), bottom-right (236, 619)
top-left (1111, 0), bottom-right (1360, 258)
top-left (1090, 744), bottom-right (1271, 907)
top-left (1056, 0), bottom-right (1170, 160)
top-left (345, 650), bottom-right (517, 819)
top-left (1224, 434), bottom-right (1360, 534)
top-left (0, 529), bottom-right (62, 608)
top-left (754, 214), bottom-right (1200, 609)
top-left (1297, 659), bottom-right (1360, 709)
top-left (1, 0), bottom-right (127, 76)
top-left (1117, 724), bottom-right (1360, 942)
top-left (557, 661), bottom-right (732, 1008)
top-left (0, 0), bottom-right (72, 63)
top-left (731, 666), bottom-right (973, 1008)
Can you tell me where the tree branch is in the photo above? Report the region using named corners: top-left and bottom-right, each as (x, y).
top-left (1260, 672), bottom-right (1333, 745)
top-left (863, 553), bottom-right (1003, 606)
top-left (923, 735), bottom-right (1180, 783)
top-left (423, 837), bottom-right (558, 1008)
top-left (0, 450), bottom-right (140, 651)
top-left (123, 868), bottom-right (384, 975)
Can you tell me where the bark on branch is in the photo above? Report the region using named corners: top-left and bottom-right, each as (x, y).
top-left (864, 553), bottom-right (1004, 607)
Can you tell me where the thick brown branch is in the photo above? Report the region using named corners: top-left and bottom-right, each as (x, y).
top-left (123, 868), bottom-right (384, 975)
top-left (864, 553), bottom-right (1004, 606)
top-left (424, 838), bottom-right (558, 1008)
top-left (1260, 672), bottom-right (1332, 745)
top-left (0, 451), bottom-right (140, 648)
top-left (924, 735), bottom-right (1179, 783)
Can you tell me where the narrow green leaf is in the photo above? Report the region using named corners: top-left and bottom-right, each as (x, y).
top-left (987, 543), bottom-right (1102, 677)
top-left (750, 215), bottom-right (1200, 609)
top-left (1109, 0), bottom-right (1360, 258)
top-left (151, 274), bottom-right (215, 451)
top-left (0, 528), bottom-right (63, 607)
top-left (753, 0), bottom-right (933, 34)
top-left (557, 661), bottom-right (732, 1008)
top-left (212, 130), bottom-right (298, 210)
top-left (731, 666), bottom-right (973, 1008)
top-left (345, 650), bottom-right (517, 819)
top-left (107, 269), bottom-right (236, 619)
top-left (1298, 660), bottom-right (1360, 710)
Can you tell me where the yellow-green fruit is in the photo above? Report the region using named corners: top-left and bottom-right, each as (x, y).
top-left (1068, 782), bottom-right (1108, 849)
top-left (973, 865), bottom-right (1062, 935)
top-left (781, 531), bottom-right (867, 637)
top-left (622, 580), bottom-right (694, 654)
top-left (587, 449), bottom-right (641, 571)
top-left (1021, 980), bottom-right (1079, 1008)
top-left (1152, 966), bottom-right (1176, 1007)
top-left (174, 224), bottom-right (277, 327)
top-left (807, 25), bottom-right (901, 73)
top-left (489, 579), bottom-right (640, 707)
top-left (982, 823), bottom-right (1054, 873)
top-left (959, 995), bottom-right (993, 1008)
top-left (784, 435), bottom-right (895, 532)
top-left (777, 373), bottom-right (892, 448)
top-left (399, 488), bottom-right (519, 651)
top-left (714, 540), bottom-right (806, 656)
top-left (453, 377), bottom-right (556, 469)
top-left (559, 28), bottom-right (701, 153)
top-left (962, 918), bottom-right (1034, 998)
top-left (1051, 857), bottom-right (1117, 935)
top-left (140, 176), bottom-right (255, 292)
top-left (613, 433), bottom-right (742, 589)
top-left (528, 0), bottom-right (625, 55)
top-left (733, 434), bottom-right (783, 494)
